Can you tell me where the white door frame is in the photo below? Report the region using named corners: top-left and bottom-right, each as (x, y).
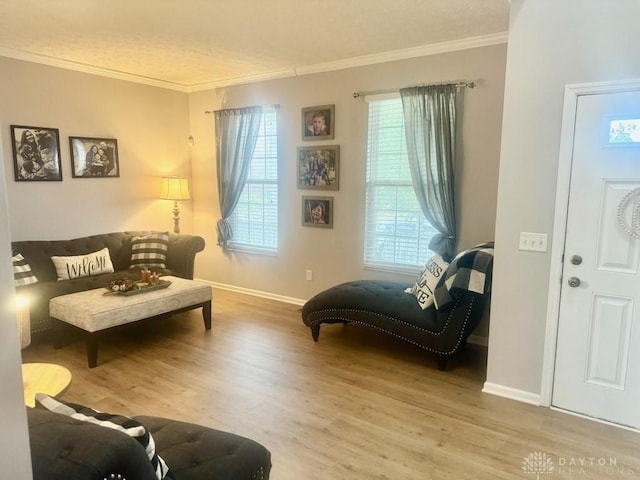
top-left (540, 78), bottom-right (640, 407)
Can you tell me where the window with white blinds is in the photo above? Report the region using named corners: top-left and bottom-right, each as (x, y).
top-left (227, 109), bottom-right (278, 253)
top-left (364, 96), bottom-right (437, 271)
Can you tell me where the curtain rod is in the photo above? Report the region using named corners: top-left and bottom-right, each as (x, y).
top-left (204, 104), bottom-right (280, 114)
top-left (352, 81), bottom-right (476, 99)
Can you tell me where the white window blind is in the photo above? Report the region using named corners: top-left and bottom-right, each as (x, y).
top-left (364, 96), bottom-right (437, 270)
top-left (228, 109), bottom-right (278, 253)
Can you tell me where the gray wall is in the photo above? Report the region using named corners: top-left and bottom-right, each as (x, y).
top-left (189, 44), bottom-right (506, 301)
top-left (486, 0), bottom-right (640, 398)
top-left (0, 58), bottom-right (192, 242)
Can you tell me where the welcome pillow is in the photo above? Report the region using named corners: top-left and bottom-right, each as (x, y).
top-left (405, 254), bottom-right (450, 309)
top-left (35, 393), bottom-right (170, 480)
top-left (51, 247), bottom-right (114, 280)
top-left (129, 232), bottom-right (169, 270)
top-left (12, 253), bottom-right (38, 286)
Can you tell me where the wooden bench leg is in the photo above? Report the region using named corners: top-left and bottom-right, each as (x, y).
top-left (86, 333), bottom-right (99, 368)
top-left (202, 300), bottom-right (212, 330)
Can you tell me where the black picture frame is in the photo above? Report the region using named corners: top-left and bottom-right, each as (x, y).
top-left (69, 137), bottom-right (120, 178)
top-left (302, 196), bottom-right (333, 228)
top-left (11, 125), bottom-right (62, 181)
top-left (301, 104), bottom-right (335, 141)
top-left (297, 145), bottom-right (339, 190)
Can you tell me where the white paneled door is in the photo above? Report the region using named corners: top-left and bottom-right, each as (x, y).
top-left (552, 88), bottom-right (640, 429)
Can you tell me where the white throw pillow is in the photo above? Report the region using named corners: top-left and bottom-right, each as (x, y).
top-left (405, 254), bottom-right (450, 309)
top-left (12, 253), bottom-right (38, 286)
top-left (51, 247), bottom-right (114, 280)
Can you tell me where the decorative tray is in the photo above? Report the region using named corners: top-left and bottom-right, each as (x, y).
top-left (104, 279), bottom-right (172, 296)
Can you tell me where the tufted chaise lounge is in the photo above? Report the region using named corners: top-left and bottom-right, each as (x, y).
top-left (28, 407), bottom-right (271, 480)
top-left (301, 244), bottom-right (494, 370)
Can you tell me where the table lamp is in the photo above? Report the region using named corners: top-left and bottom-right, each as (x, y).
top-left (15, 295), bottom-right (31, 349)
top-left (160, 176), bottom-right (191, 234)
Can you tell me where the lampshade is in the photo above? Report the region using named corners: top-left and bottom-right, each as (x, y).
top-left (160, 177), bottom-right (191, 201)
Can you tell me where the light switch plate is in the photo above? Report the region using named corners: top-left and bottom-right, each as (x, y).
top-left (519, 232), bottom-right (548, 252)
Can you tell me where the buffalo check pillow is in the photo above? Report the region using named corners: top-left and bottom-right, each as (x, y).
top-left (129, 232), bottom-right (169, 269)
top-left (35, 393), bottom-right (170, 480)
top-left (12, 253), bottom-right (38, 286)
top-left (405, 254), bottom-right (450, 309)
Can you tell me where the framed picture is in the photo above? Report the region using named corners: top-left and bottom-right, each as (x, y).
top-left (11, 125), bottom-right (62, 181)
top-left (69, 137), bottom-right (120, 178)
top-left (297, 145), bottom-right (339, 190)
top-left (302, 196), bottom-right (333, 228)
top-left (302, 104), bottom-right (334, 141)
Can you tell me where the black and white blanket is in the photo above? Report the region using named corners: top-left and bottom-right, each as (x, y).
top-left (433, 242), bottom-right (494, 310)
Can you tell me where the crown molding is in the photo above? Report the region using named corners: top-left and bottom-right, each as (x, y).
top-left (186, 69), bottom-right (297, 92)
top-left (0, 46), bottom-right (192, 92)
top-left (293, 32), bottom-right (508, 77)
top-left (0, 32), bottom-right (508, 93)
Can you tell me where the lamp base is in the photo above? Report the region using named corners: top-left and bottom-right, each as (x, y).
top-left (16, 298), bottom-right (31, 349)
top-left (172, 201), bottom-right (181, 234)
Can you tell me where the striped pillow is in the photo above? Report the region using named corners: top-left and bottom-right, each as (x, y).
top-left (129, 232), bottom-right (169, 269)
top-left (35, 394), bottom-right (170, 479)
top-left (12, 253), bottom-right (38, 286)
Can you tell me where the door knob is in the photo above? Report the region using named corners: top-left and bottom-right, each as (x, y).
top-left (567, 276), bottom-right (581, 287)
top-left (570, 255), bottom-right (583, 265)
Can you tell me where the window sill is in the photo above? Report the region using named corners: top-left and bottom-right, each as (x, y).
top-left (225, 245), bottom-right (278, 257)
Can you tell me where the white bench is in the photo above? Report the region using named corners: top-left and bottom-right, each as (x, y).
top-left (49, 276), bottom-right (212, 367)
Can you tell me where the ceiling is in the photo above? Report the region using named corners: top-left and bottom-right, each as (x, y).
top-left (0, 0), bottom-right (510, 92)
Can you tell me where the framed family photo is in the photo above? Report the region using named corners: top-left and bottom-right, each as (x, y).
top-left (302, 196), bottom-right (333, 228)
top-left (297, 145), bottom-right (339, 190)
top-left (301, 104), bottom-right (334, 141)
top-left (69, 137), bottom-right (120, 178)
top-left (11, 125), bottom-right (62, 181)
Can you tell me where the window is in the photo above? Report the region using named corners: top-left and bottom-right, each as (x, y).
top-left (227, 109), bottom-right (278, 253)
top-left (364, 96), bottom-right (437, 271)
top-left (609, 118), bottom-right (640, 144)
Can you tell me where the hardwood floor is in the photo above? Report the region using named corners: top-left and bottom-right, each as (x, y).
top-left (22, 288), bottom-right (640, 479)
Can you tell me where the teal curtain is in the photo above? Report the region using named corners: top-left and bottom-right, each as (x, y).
top-left (400, 84), bottom-right (458, 260)
top-left (215, 106), bottom-right (262, 247)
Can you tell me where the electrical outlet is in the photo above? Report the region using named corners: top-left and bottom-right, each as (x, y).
top-left (306, 269), bottom-right (313, 281)
top-left (519, 232), bottom-right (548, 252)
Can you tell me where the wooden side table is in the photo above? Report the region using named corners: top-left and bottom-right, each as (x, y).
top-left (22, 363), bottom-right (72, 407)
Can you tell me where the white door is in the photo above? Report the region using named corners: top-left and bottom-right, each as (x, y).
top-left (552, 88), bottom-right (640, 429)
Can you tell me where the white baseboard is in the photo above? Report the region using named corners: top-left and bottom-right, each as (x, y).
top-left (197, 279), bottom-right (306, 306)
top-left (482, 382), bottom-right (541, 406)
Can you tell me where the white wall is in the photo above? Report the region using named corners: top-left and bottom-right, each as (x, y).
top-left (486, 0), bottom-right (640, 399)
top-left (0, 58), bottom-right (192, 241)
top-left (189, 44), bottom-right (506, 301)
top-left (0, 134), bottom-right (33, 477)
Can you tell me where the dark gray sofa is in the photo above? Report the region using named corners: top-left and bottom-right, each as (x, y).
top-left (28, 407), bottom-right (271, 480)
top-left (12, 231), bottom-right (205, 337)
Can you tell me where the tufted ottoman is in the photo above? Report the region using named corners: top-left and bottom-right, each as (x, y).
top-left (138, 416), bottom-right (271, 480)
top-left (28, 407), bottom-right (271, 480)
